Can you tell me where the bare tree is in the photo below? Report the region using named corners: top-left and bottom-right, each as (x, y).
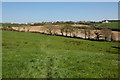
top-left (18, 27), bottom-right (21, 32)
top-left (101, 28), bottom-right (112, 41)
top-left (111, 32), bottom-right (116, 41)
top-left (72, 28), bottom-right (79, 37)
top-left (81, 28), bottom-right (87, 39)
top-left (52, 25), bottom-right (58, 35)
top-left (86, 28), bottom-right (91, 39)
top-left (62, 24), bottom-right (71, 36)
top-left (86, 26), bottom-right (95, 39)
top-left (57, 24), bottom-right (65, 36)
top-left (94, 30), bottom-right (102, 40)
top-left (44, 23), bottom-right (54, 35)
top-left (68, 27), bottom-right (74, 37)
top-left (26, 26), bottom-right (30, 32)
top-left (58, 24), bottom-right (73, 36)
top-left (23, 27), bottom-right (25, 31)
top-left (2, 27), bottom-right (9, 30)
top-left (8, 26), bottom-right (14, 31)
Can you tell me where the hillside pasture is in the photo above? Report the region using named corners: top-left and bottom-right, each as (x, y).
top-left (2, 31), bottom-right (119, 78)
top-left (95, 22), bottom-right (119, 29)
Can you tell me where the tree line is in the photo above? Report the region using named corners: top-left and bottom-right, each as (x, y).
top-left (1, 23), bottom-right (117, 42)
top-left (41, 23), bottom-right (115, 42)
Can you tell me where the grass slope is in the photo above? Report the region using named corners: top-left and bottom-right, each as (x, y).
top-left (96, 22), bottom-right (119, 29)
top-left (0, 24), bottom-right (29, 27)
top-left (2, 31), bottom-right (119, 78)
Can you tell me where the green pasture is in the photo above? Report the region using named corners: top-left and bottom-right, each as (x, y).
top-left (2, 31), bottom-right (119, 78)
top-left (95, 22), bottom-right (119, 29)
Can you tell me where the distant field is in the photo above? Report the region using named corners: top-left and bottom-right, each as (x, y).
top-left (1, 22), bottom-right (119, 30)
top-left (2, 31), bottom-right (119, 78)
top-left (0, 24), bottom-right (28, 27)
top-left (96, 22), bottom-right (119, 29)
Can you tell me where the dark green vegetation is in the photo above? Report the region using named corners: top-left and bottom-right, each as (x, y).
top-left (2, 31), bottom-right (119, 78)
top-left (1, 23), bottom-right (30, 27)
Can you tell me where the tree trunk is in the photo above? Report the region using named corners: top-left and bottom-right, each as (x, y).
top-left (105, 37), bottom-right (107, 41)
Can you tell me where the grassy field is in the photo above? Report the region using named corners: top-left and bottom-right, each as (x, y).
top-left (2, 30), bottom-right (119, 78)
top-left (0, 23), bottom-right (29, 27)
top-left (95, 22), bottom-right (119, 29)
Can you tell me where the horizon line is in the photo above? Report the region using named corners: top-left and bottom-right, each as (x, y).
top-left (1, 19), bottom-right (119, 23)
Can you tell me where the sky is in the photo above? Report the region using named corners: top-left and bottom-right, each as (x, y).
top-left (2, 2), bottom-right (118, 23)
top-left (1, 0), bottom-right (120, 2)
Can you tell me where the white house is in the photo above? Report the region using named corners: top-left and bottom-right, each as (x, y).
top-left (102, 20), bottom-right (109, 23)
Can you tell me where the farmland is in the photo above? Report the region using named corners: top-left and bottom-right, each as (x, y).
top-left (1, 21), bottom-right (119, 29)
top-left (2, 30), bottom-right (119, 78)
top-left (95, 22), bottom-right (119, 29)
top-left (1, 23), bottom-right (29, 27)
